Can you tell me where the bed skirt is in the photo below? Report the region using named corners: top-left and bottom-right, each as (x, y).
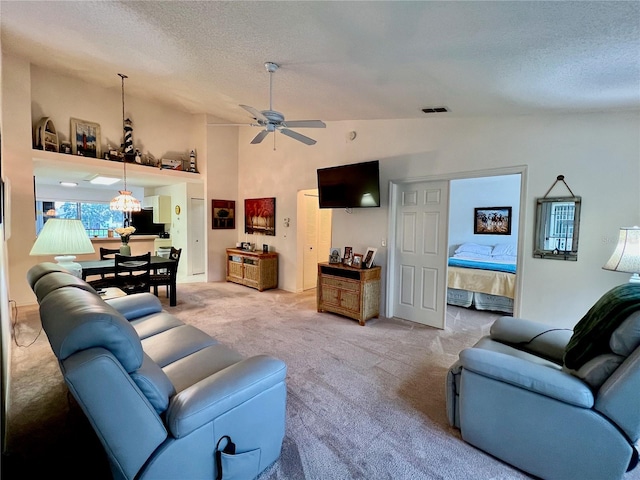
top-left (447, 288), bottom-right (513, 314)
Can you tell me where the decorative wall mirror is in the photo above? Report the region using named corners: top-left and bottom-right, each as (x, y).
top-left (533, 196), bottom-right (581, 261)
top-left (533, 175), bottom-right (581, 261)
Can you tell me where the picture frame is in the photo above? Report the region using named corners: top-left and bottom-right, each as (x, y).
top-left (363, 247), bottom-right (377, 268)
top-left (343, 246), bottom-right (353, 264)
top-left (212, 199), bottom-right (235, 229)
top-left (70, 118), bottom-right (101, 158)
top-left (474, 206), bottom-right (512, 235)
top-left (245, 197), bottom-right (276, 236)
top-left (352, 253), bottom-right (363, 269)
top-left (329, 247), bottom-right (342, 264)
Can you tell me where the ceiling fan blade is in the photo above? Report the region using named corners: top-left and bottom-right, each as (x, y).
top-left (281, 120), bottom-right (326, 129)
top-left (280, 128), bottom-right (317, 145)
top-left (251, 129), bottom-right (270, 144)
top-left (240, 105), bottom-right (268, 123)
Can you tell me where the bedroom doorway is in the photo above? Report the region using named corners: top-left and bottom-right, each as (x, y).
top-left (387, 168), bottom-right (524, 329)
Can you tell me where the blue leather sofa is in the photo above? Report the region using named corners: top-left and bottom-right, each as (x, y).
top-left (446, 284), bottom-right (640, 480)
top-left (27, 263), bottom-right (287, 480)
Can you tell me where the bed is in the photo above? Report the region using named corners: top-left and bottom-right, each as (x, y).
top-left (446, 243), bottom-right (517, 314)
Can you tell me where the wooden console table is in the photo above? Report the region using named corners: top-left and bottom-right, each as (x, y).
top-left (317, 262), bottom-right (381, 325)
top-left (226, 248), bottom-right (278, 291)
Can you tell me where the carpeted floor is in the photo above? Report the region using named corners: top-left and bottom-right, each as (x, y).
top-left (4, 281), bottom-right (535, 479)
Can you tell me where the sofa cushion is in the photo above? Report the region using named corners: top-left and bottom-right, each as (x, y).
top-left (130, 353), bottom-right (176, 414)
top-left (33, 271), bottom-right (98, 302)
top-left (130, 312), bottom-right (185, 340)
top-left (564, 353), bottom-right (625, 390)
top-left (610, 311), bottom-right (640, 357)
top-left (106, 293), bottom-right (163, 321)
top-left (40, 288), bottom-right (143, 372)
top-left (162, 344), bottom-right (245, 394)
top-left (26, 262), bottom-right (69, 289)
top-left (564, 284), bottom-right (640, 370)
top-left (141, 325), bottom-right (218, 367)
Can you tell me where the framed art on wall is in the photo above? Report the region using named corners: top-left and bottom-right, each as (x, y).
top-left (212, 200), bottom-right (235, 229)
top-left (70, 118), bottom-right (101, 158)
top-left (244, 197), bottom-right (276, 236)
top-left (474, 206), bottom-right (512, 235)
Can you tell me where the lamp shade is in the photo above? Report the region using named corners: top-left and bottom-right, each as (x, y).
top-left (603, 226), bottom-right (640, 282)
top-left (29, 219), bottom-right (95, 277)
top-left (109, 190), bottom-right (141, 212)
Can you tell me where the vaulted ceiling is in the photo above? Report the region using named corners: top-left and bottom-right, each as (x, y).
top-left (3, 1), bottom-right (639, 126)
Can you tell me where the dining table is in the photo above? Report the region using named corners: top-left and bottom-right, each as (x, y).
top-left (78, 255), bottom-right (178, 306)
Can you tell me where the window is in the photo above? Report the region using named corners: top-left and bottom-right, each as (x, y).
top-left (36, 200), bottom-right (124, 237)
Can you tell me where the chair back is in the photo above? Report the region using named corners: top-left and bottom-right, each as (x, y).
top-left (169, 247), bottom-right (182, 268)
top-left (114, 252), bottom-right (151, 294)
top-left (100, 247), bottom-right (121, 259)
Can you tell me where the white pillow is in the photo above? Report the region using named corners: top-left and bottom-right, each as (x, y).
top-left (454, 243), bottom-right (493, 256)
top-left (492, 243), bottom-right (517, 257)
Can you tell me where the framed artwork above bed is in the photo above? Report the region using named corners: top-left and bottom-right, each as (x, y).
top-left (474, 206), bottom-right (512, 235)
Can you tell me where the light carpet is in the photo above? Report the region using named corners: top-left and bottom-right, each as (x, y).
top-left (5, 281), bottom-right (538, 479)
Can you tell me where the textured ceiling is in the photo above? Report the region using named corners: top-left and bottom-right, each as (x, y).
top-left (2, 0), bottom-right (639, 126)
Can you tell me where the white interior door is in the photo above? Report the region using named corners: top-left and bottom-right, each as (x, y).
top-left (394, 180), bottom-right (449, 328)
top-left (301, 190), bottom-right (332, 291)
top-left (189, 197), bottom-right (205, 275)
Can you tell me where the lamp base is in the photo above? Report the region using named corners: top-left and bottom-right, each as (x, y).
top-left (54, 255), bottom-right (83, 278)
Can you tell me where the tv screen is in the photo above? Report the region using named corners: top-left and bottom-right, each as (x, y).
top-left (131, 209), bottom-right (165, 235)
top-left (317, 160), bottom-right (380, 209)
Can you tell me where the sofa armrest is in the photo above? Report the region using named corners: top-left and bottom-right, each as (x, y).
top-left (490, 316), bottom-right (573, 364)
top-left (106, 293), bottom-right (163, 320)
top-left (166, 355), bottom-right (287, 438)
top-left (460, 348), bottom-right (594, 408)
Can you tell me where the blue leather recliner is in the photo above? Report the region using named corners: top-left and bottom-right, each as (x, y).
top-left (446, 284), bottom-right (640, 480)
top-left (27, 263), bottom-right (287, 480)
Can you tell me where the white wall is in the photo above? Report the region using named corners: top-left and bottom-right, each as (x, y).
top-left (449, 174), bottom-right (521, 253)
top-left (237, 114), bottom-right (640, 326)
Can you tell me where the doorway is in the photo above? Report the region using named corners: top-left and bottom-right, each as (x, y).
top-left (189, 197), bottom-right (205, 276)
top-left (297, 189), bottom-right (332, 292)
top-left (387, 168), bottom-right (525, 329)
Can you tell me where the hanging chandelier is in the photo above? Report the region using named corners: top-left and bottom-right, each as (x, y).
top-left (110, 73), bottom-right (141, 214)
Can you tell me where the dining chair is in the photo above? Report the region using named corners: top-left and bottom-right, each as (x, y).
top-left (150, 247), bottom-right (181, 298)
top-left (87, 247), bottom-right (123, 289)
top-left (114, 252), bottom-right (151, 295)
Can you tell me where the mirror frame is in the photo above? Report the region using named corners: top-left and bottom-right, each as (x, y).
top-left (533, 196), bottom-right (581, 261)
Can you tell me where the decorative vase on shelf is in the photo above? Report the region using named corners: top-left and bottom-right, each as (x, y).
top-left (119, 243), bottom-right (131, 256)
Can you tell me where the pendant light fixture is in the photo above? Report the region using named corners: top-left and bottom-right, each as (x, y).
top-left (110, 73), bottom-right (141, 217)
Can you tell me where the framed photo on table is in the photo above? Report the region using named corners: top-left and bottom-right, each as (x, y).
top-left (352, 253), bottom-right (363, 269)
top-left (343, 246), bottom-right (353, 265)
top-left (363, 247), bottom-right (377, 268)
top-left (70, 118), bottom-right (101, 158)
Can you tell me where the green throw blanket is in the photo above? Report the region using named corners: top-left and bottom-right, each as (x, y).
top-left (564, 283), bottom-right (640, 370)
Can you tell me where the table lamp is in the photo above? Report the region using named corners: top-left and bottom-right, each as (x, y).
top-left (29, 219), bottom-right (95, 277)
top-left (603, 226), bottom-right (640, 283)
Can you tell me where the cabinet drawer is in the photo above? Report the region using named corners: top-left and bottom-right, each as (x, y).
top-left (244, 264), bottom-right (260, 282)
top-left (339, 290), bottom-right (361, 312)
top-left (320, 275), bottom-right (359, 292)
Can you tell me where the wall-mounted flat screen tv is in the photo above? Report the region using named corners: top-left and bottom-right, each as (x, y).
top-left (317, 160), bottom-right (380, 209)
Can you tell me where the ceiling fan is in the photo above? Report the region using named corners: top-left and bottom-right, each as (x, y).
top-left (239, 62), bottom-right (326, 146)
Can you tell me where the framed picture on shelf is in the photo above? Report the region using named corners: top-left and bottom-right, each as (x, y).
top-left (363, 247), bottom-right (377, 268)
top-left (244, 197), bottom-right (276, 236)
top-left (70, 118), bottom-right (101, 158)
top-left (329, 247), bottom-right (342, 264)
top-left (352, 253), bottom-right (363, 268)
top-left (474, 206), bottom-right (512, 235)
top-left (211, 199), bottom-right (235, 229)
top-left (343, 246), bottom-right (353, 264)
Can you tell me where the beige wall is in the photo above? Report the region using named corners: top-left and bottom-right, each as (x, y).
top-left (235, 114), bottom-right (640, 326)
